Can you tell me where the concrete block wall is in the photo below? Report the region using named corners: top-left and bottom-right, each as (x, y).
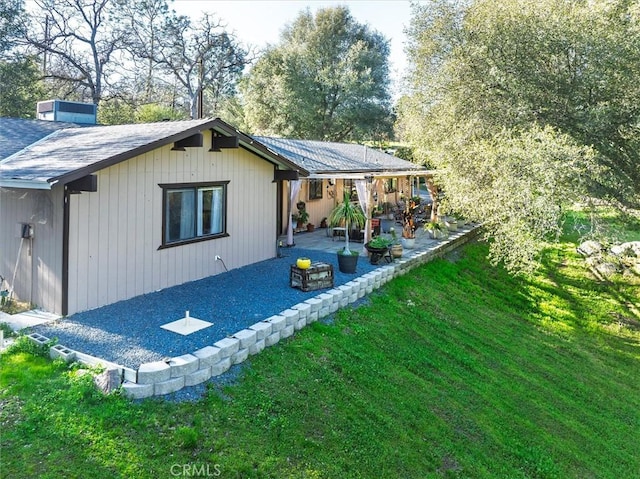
top-left (26, 225), bottom-right (480, 399)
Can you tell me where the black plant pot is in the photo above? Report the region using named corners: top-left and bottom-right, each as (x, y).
top-left (364, 243), bottom-right (390, 265)
top-left (337, 252), bottom-right (359, 274)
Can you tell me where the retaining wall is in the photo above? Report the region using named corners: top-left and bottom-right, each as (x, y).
top-left (27, 225), bottom-right (481, 399)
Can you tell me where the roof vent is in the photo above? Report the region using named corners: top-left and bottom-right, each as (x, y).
top-left (37, 99), bottom-right (97, 125)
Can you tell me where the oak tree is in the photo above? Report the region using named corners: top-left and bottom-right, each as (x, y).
top-left (241, 6), bottom-right (393, 142)
top-left (398, 0), bottom-right (640, 272)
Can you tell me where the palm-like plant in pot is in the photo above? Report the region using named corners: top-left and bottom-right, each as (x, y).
top-left (328, 191), bottom-right (366, 273)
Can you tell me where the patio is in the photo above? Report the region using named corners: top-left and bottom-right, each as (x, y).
top-left (279, 221), bottom-right (439, 253)
top-left (27, 226), bottom-right (438, 367)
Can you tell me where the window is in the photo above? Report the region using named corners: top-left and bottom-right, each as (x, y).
top-left (308, 179), bottom-right (323, 200)
top-left (344, 179), bottom-right (358, 201)
top-left (160, 182), bottom-right (228, 247)
top-left (385, 178), bottom-right (397, 193)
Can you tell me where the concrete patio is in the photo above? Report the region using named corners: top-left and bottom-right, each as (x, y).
top-left (278, 221), bottom-right (442, 255)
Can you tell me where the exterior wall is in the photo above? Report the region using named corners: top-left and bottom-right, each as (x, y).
top-left (280, 178), bottom-right (409, 234)
top-left (0, 187), bottom-right (64, 313)
top-left (66, 130), bottom-right (278, 315)
top-left (301, 180), bottom-right (338, 229)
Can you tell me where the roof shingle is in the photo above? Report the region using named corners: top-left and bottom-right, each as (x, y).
top-left (0, 118), bottom-right (215, 185)
top-left (254, 136), bottom-right (422, 174)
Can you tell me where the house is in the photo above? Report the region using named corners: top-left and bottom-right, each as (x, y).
top-left (0, 112), bottom-right (308, 316)
top-left (254, 137), bottom-right (434, 244)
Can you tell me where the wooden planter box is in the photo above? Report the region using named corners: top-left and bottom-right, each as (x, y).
top-left (290, 262), bottom-right (334, 292)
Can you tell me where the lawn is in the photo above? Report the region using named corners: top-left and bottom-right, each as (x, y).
top-left (1, 218), bottom-right (639, 478)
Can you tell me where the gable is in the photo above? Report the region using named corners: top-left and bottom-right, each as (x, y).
top-left (0, 118), bottom-right (308, 189)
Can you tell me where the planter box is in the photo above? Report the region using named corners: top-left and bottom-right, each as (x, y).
top-left (290, 262), bottom-right (334, 292)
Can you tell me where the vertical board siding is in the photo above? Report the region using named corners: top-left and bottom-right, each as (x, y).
top-left (282, 179), bottom-right (340, 233)
top-left (66, 130), bottom-right (277, 314)
top-left (0, 187), bottom-right (63, 314)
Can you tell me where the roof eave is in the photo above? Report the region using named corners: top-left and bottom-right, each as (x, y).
top-left (0, 178), bottom-right (52, 190)
top-left (308, 168), bottom-right (434, 180)
top-left (211, 120), bottom-right (310, 177)
top-left (48, 119), bottom-right (223, 186)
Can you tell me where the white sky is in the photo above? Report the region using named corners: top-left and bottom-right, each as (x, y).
top-left (172, 0), bottom-right (418, 97)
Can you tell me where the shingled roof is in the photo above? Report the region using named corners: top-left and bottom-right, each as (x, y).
top-left (0, 118), bottom-right (79, 161)
top-left (1, 117), bottom-right (424, 190)
top-left (254, 136), bottom-right (424, 175)
top-left (0, 118), bottom-right (307, 188)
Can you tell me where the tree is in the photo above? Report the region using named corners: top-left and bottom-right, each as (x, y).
top-left (241, 6), bottom-right (392, 142)
top-left (0, 57), bottom-right (45, 118)
top-left (0, 0), bottom-right (25, 55)
top-left (134, 103), bottom-right (185, 123)
top-left (131, 10), bottom-right (249, 119)
top-left (21, 0), bottom-right (129, 104)
top-left (119, 0), bottom-right (173, 104)
top-left (398, 0), bottom-right (640, 272)
top-left (0, 0), bottom-right (45, 118)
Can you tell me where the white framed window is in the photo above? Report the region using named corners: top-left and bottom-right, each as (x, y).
top-left (160, 181), bottom-right (228, 247)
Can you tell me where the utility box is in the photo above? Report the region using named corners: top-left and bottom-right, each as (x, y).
top-left (37, 99), bottom-right (97, 124)
top-left (290, 262), bottom-right (334, 292)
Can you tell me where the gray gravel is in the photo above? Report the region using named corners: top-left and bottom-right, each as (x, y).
top-left (32, 248), bottom-right (381, 370)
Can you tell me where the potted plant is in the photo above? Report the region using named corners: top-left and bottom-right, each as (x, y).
top-left (295, 201), bottom-right (309, 229)
top-left (365, 236), bottom-right (392, 265)
top-left (381, 201), bottom-right (395, 219)
top-left (389, 227), bottom-right (403, 258)
top-left (401, 198), bottom-right (417, 249)
top-left (328, 191), bottom-right (366, 273)
top-left (425, 220), bottom-right (447, 239)
top-left (444, 215), bottom-right (458, 231)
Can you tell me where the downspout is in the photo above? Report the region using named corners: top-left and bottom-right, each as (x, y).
top-left (61, 185), bottom-right (70, 316)
top-left (276, 175), bottom-right (283, 236)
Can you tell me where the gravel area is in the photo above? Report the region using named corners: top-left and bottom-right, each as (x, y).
top-left (32, 248), bottom-right (381, 369)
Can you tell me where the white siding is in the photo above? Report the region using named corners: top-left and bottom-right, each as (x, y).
top-left (0, 187), bottom-right (63, 313)
top-left (66, 130), bottom-right (278, 314)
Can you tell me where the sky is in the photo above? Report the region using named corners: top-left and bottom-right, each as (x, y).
top-left (172, 0), bottom-right (418, 96)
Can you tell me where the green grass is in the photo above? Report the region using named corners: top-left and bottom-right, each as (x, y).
top-left (1, 235), bottom-right (639, 478)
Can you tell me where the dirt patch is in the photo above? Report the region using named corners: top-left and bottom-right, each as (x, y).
top-left (438, 455), bottom-right (462, 475)
top-left (609, 312), bottom-right (640, 330)
top-left (0, 299), bottom-right (31, 315)
top-left (445, 248), bottom-right (464, 263)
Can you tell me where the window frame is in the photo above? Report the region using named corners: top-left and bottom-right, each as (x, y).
top-left (308, 178), bottom-right (323, 200)
top-left (343, 179), bottom-right (359, 201)
top-left (159, 181), bottom-right (229, 249)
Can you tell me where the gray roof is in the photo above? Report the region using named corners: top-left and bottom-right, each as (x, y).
top-left (0, 118), bottom-right (307, 188)
top-left (0, 117), bottom-right (422, 190)
top-left (255, 136), bottom-right (424, 175)
top-left (0, 118), bottom-right (79, 161)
